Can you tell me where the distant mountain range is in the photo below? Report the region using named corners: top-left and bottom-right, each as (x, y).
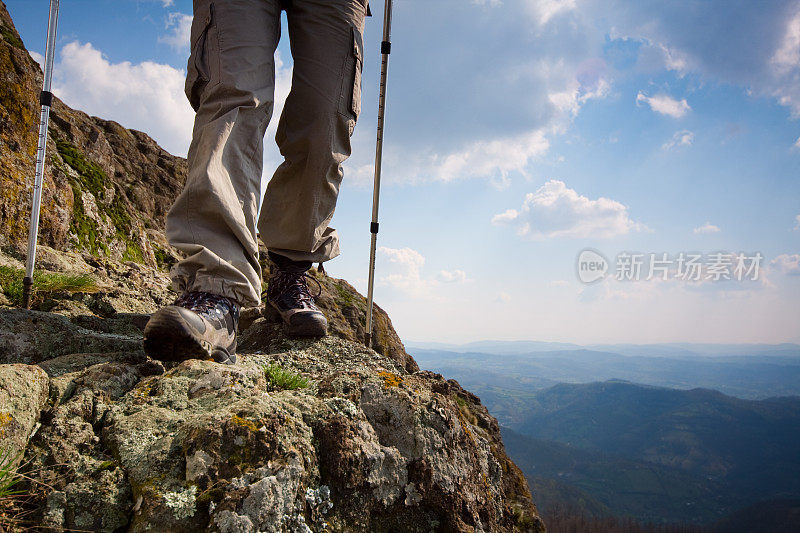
top-left (517, 381), bottom-right (800, 497)
top-left (503, 381), bottom-right (800, 526)
top-left (407, 340), bottom-right (800, 358)
top-left (411, 344), bottom-right (800, 528)
top-left (501, 428), bottom-right (729, 524)
top-left (411, 346), bottom-right (800, 403)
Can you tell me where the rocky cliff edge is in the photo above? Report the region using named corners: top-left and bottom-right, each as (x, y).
top-left (0, 2), bottom-right (544, 532)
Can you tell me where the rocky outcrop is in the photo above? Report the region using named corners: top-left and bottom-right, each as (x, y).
top-left (0, 1), bottom-right (186, 268)
top-left (0, 363), bottom-right (49, 467)
top-left (0, 243), bottom-right (415, 372)
top-left (0, 246), bottom-right (543, 532)
top-left (0, 2), bottom-right (544, 531)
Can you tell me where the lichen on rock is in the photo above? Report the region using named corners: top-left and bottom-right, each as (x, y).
top-left (0, 263), bottom-right (544, 531)
top-left (0, 2), bottom-right (544, 530)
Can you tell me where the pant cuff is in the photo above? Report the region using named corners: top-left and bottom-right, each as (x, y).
top-left (170, 269), bottom-right (262, 309)
top-left (266, 245), bottom-right (340, 264)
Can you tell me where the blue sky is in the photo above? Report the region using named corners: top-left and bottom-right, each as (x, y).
top-left (7, 0), bottom-right (800, 344)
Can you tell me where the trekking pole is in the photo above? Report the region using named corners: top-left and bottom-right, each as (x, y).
top-left (364, 0), bottom-right (393, 349)
top-left (22, 0), bottom-right (60, 309)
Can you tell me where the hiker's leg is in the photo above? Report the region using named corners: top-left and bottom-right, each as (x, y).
top-left (258, 0), bottom-right (368, 264)
top-left (166, 0), bottom-right (282, 308)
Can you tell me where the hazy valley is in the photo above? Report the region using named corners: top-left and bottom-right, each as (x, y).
top-left (410, 342), bottom-right (800, 530)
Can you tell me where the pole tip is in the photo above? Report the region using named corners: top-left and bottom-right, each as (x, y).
top-left (21, 276), bottom-right (33, 309)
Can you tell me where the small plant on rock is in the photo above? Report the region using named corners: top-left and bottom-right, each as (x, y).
top-left (262, 363), bottom-right (310, 391)
top-left (0, 265), bottom-right (99, 306)
top-left (0, 448), bottom-right (24, 531)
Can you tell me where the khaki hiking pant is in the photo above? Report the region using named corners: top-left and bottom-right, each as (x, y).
top-left (165, 0), bottom-right (368, 308)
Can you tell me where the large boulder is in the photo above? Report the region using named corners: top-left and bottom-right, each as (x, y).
top-left (0, 363), bottom-right (49, 467)
top-left (14, 323), bottom-right (542, 532)
top-left (0, 245), bottom-right (544, 532)
top-left (0, 1), bottom-right (185, 268)
top-left (0, 2), bottom-right (544, 530)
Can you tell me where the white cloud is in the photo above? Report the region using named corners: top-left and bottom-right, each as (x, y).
top-left (794, 136), bottom-right (800, 149)
top-left (772, 11), bottom-right (800, 71)
top-left (340, 0), bottom-right (615, 189)
top-left (495, 292), bottom-right (511, 303)
top-left (426, 128), bottom-right (550, 186)
top-left (636, 92), bottom-right (691, 118)
top-left (794, 214), bottom-right (800, 230)
top-left (549, 77), bottom-right (611, 117)
top-left (526, 0), bottom-right (577, 26)
top-left (548, 279), bottom-right (571, 287)
top-left (771, 253), bottom-right (800, 275)
top-left (260, 52), bottom-right (294, 190)
top-left (399, 66), bottom-right (610, 187)
top-left (380, 246), bottom-right (425, 273)
top-left (491, 209), bottom-right (519, 225)
top-left (159, 12), bottom-right (193, 53)
top-left (377, 247), bottom-right (467, 298)
top-left (29, 51), bottom-right (44, 69)
top-left (492, 179), bottom-right (645, 239)
top-left (52, 41), bottom-right (194, 156)
top-left (599, 2), bottom-right (800, 117)
top-left (662, 129), bottom-right (694, 150)
top-left (436, 270), bottom-right (468, 283)
top-left (473, 0), bottom-right (503, 6)
top-left (658, 43), bottom-right (689, 72)
top-left (377, 247), bottom-right (431, 298)
top-left (51, 41), bottom-right (292, 162)
top-left (161, 0), bottom-right (175, 7)
top-left (693, 222), bottom-right (721, 234)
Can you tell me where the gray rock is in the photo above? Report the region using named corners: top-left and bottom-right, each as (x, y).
top-left (15, 332), bottom-right (542, 532)
top-left (0, 308), bottom-right (142, 364)
top-left (0, 363), bottom-right (49, 466)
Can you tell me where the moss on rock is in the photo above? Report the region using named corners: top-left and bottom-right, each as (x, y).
top-left (55, 139), bottom-right (144, 261)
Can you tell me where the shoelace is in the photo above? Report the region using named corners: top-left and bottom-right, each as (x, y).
top-left (264, 270), bottom-right (322, 305)
top-left (175, 291), bottom-right (239, 321)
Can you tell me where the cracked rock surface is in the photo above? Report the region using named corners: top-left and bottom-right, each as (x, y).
top-left (0, 2), bottom-right (543, 530)
top-left (1, 249), bottom-right (543, 533)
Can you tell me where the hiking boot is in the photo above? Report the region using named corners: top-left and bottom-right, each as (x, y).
top-left (265, 258), bottom-right (328, 337)
top-left (143, 291), bottom-right (239, 364)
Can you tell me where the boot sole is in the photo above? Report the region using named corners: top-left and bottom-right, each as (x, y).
top-left (265, 303), bottom-right (328, 337)
top-left (143, 307), bottom-right (236, 365)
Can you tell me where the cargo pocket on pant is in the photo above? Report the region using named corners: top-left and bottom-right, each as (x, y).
top-left (184, 3), bottom-right (215, 111)
top-left (338, 25), bottom-right (364, 120)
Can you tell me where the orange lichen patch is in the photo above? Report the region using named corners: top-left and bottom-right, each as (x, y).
top-left (377, 370), bottom-right (403, 388)
top-left (129, 381), bottom-right (154, 402)
top-left (455, 408), bottom-right (475, 444)
top-left (0, 412), bottom-right (13, 437)
top-left (481, 471), bottom-right (493, 500)
top-left (230, 415), bottom-right (259, 432)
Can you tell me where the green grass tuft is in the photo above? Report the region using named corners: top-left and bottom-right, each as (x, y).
top-left (0, 265), bottom-right (99, 306)
top-left (334, 282), bottom-right (355, 307)
top-left (153, 246), bottom-right (176, 270)
top-left (0, 24), bottom-right (24, 49)
top-left (262, 363), bottom-right (310, 391)
top-left (55, 139), bottom-right (145, 262)
top-left (0, 448), bottom-right (23, 499)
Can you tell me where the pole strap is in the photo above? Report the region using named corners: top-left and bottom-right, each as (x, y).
top-left (370, 222), bottom-right (379, 234)
top-left (39, 90), bottom-right (53, 107)
top-left (381, 41), bottom-right (391, 54)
